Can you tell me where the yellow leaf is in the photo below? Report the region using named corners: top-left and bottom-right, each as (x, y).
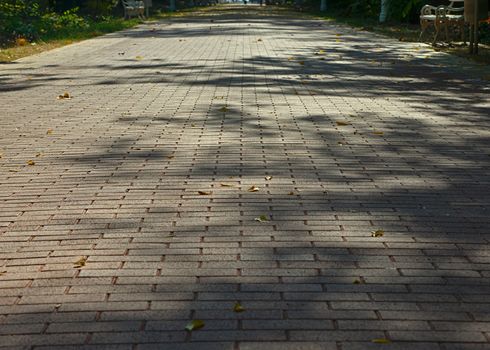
top-left (73, 257), bottom-right (87, 268)
top-left (135, 56), bottom-right (144, 60)
top-left (372, 338), bottom-right (391, 344)
top-left (248, 186), bottom-right (259, 192)
top-left (26, 160), bottom-right (35, 166)
top-left (371, 230), bottom-right (384, 237)
top-left (185, 320), bottom-right (205, 331)
top-left (219, 106), bottom-right (229, 113)
top-left (336, 121), bottom-right (351, 126)
top-left (233, 302), bottom-right (245, 313)
top-left (254, 215), bottom-right (269, 223)
top-left (373, 131), bottom-right (384, 135)
top-left (46, 129), bottom-right (53, 135)
top-left (198, 191), bottom-right (212, 195)
top-left (336, 39), bottom-right (341, 42)
top-left (336, 33), bottom-right (342, 37)
top-left (265, 176), bottom-right (272, 181)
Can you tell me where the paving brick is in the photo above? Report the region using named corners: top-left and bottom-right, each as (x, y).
top-left (0, 4), bottom-right (489, 349)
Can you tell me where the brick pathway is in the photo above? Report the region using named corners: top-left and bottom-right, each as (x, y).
top-left (1, 5), bottom-right (490, 349)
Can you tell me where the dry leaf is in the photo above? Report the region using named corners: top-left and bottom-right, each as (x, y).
top-left (16, 37), bottom-right (28, 46)
top-left (185, 320), bottom-right (205, 331)
top-left (298, 61), bottom-right (305, 65)
top-left (373, 131), bottom-right (384, 135)
top-left (254, 215), bottom-right (269, 223)
top-left (191, 123), bottom-right (196, 127)
top-left (265, 176), bottom-right (273, 180)
top-left (371, 230), bottom-right (384, 237)
top-left (46, 129), bottom-right (53, 135)
top-left (26, 160), bottom-right (35, 166)
top-left (233, 302), bottom-right (245, 313)
top-left (257, 38), bottom-right (263, 42)
top-left (167, 156), bottom-right (174, 159)
top-left (220, 183), bottom-right (234, 187)
top-left (8, 169), bottom-right (19, 173)
top-left (288, 191), bottom-right (295, 195)
top-left (248, 186), bottom-right (259, 192)
top-left (35, 153), bottom-right (42, 158)
top-left (0, 271), bottom-right (6, 276)
top-left (135, 56), bottom-right (144, 60)
top-left (336, 121), bottom-right (351, 126)
top-left (372, 338), bottom-right (391, 344)
top-left (219, 106), bottom-right (229, 113)
top-left (57, 92), bottom-right (71, 100)
top-left (73, 257), bottom-right (87, 268)
top-left (198, 191), bottom-right (212, 195)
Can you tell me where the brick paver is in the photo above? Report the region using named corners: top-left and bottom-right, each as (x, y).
top-left (1, 5), bottom-right (490, 349)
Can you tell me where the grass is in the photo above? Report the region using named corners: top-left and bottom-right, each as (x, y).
top-left (0, 17), bottom-right (140, 63)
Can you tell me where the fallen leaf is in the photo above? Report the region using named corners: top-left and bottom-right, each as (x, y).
top-left (220, 183), bottom-right (234, 187)
top-left (57, 92), bottom-right (71, 100)
top-left (373, 131), bottom-right (384, 135)
top-left (73, 257), bottom-right (87, 268)
top-left (336, 33), bottom-right (342, 37)
top-left (166, 156), bottom-right (174, 159)
top-left (336, 121), bottom-right (351, 126)
top-left (185, 320), bottom-right (205, 331)
top-left (257, 38), bottom-right (263, 42)
top-left (372, 338), bottom-right (391, 344)
top-left (0, 271), bottom-right (6, 276)
top-left (353, 279), bottom-right (363, 284)
top-left (16, 37), bottom-right (28, 46)
top-left (233, 302), bottom-right (245, 313)
top-left (288, 191), bottom-right (295, 195)
top-left (191, 123), bottom-right (196, 127)
top-left (198, 191), bottom-right (212, 195)
top-left (219, 106), bottom-right (229, 113)
top-left (265, 176), bottom-right (273, 180)
top-left (26, 160), bottom-right (35, 166)
top-left (336, 39), bottom-right (341, 42)
top-left (248, 186), bottom-right (259, 192)
top-left (135, 56), bottom-right (144, 60)
top-left (371, 230), bottom-right (384, 237)
top-left (288, 57), bottom-right (295, 61)
top-left (8, 169), bottom-right (19, 173)
top-left (46, 129), bottom-right (53, 135)
top-left (298, 61), bottom-right (305, 65)
top-left (254, 215), bottom-right (269, 223)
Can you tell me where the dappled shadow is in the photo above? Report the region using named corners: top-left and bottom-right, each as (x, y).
top-left (0, 5), bottom-right (490, 348)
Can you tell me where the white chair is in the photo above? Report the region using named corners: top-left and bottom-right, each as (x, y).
top-left (122, 0), bottom-right (145, 19)
top-left (420, 0), bottom-right (465, 44)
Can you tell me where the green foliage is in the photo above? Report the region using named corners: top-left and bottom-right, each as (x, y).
top-left (0, 0), bottom-right (125, 45)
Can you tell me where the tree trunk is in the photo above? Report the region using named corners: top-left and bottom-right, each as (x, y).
top-left (379, 0), bottom-right (388, 22)
top-left (320, 0), bottom-right (326, 12)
